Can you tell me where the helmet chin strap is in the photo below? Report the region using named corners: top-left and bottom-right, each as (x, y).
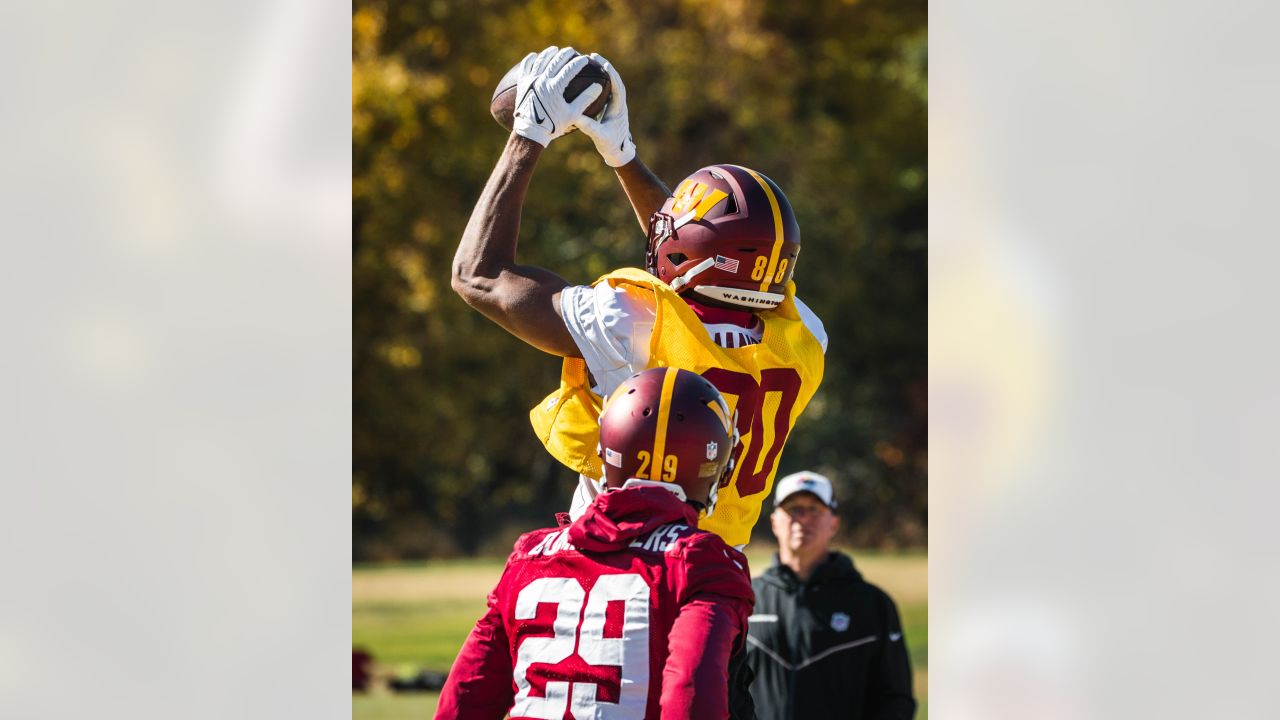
top-left (668, 257), bottom-right (716, 291)
top-left (692, 285), bottom-right (785, 309)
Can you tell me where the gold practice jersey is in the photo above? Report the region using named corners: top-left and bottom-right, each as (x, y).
top-left (531, 268), bottom-right (826, 548)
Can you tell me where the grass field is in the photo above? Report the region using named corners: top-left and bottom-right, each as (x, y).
top-left (354, 548), bottom-right (927, 719)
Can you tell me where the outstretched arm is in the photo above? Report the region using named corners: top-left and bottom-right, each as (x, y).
top-left (451, 134), bottom-right (580, 357)
top-left (451, 47), bottom-right (604, 358)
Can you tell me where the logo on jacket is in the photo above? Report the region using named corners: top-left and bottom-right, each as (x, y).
top-left (830, 612), bottom-right (850, 632)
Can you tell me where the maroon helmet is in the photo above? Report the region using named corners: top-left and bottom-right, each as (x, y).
top-left (598, 367), bottom-right (739, 514)
top-left (645, 164), bottom-right (801, 311)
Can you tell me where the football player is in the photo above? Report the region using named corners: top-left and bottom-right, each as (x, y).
top-left (435, 368), bottom-right (754, 720)
top-left (452, 46), bottom-right (828, 552)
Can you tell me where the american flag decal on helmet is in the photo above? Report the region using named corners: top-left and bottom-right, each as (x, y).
top-left (605, 448), bottom-right (623, 468)
top-left (713, 255), bottom-right (740, 274)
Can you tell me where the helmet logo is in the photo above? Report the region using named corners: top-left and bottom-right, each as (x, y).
top-left (670, 179), bottom-right (706, 215)
top-left (706, 441), bottom-right (718, 460)
top-left (670, 179), bottom-right (730, 220)
top-left (713, 255), bottom-right (740, 274)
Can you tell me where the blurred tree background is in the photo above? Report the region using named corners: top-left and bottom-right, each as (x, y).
top-left (353, 0), bottom-right (926, 560)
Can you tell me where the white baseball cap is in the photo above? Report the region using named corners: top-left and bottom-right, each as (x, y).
top-left (773, 471), bottom-right (837, 509)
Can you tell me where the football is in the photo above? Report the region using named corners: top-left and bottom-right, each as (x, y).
top-left (489, 54), bottom-right (611, 133)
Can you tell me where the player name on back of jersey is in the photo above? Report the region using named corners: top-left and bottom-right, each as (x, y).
top-left (525, 523), bottom-right (694, 558)
top-left (626, 522), bottom-right (694, 554)
top-left (526, 528), bottom-right (578, 557)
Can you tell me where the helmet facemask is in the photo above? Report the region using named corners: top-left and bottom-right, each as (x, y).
top-left (644, 212), bottom-right (674, 276)
top-left (702, 403), bottom-right (741, 518)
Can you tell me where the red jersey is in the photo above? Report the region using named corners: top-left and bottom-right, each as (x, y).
top-left (435, 484), bottom-right (755, 720)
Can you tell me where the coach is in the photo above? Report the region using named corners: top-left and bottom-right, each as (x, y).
top-left (745, 471), bottom-right (916, 720)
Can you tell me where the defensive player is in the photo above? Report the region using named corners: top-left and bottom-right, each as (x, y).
top-left (434, 368), bottom-right (755, 720)
top-left (452, 46), bottom-right (828, 552)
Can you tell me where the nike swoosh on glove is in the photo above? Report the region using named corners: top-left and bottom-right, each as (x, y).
top-left (512, 46), bottom-right (605, 148)
top-left (574, 52), bottom-right (636, 167)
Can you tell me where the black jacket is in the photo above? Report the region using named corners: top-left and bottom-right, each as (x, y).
top-left (745, 552), bottom-right (916, 720)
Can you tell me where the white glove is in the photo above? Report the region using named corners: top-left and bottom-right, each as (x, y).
top-left (512, 46), bottom-right (604, 148)
top-left (574, 52), bottom-right (636, 167)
